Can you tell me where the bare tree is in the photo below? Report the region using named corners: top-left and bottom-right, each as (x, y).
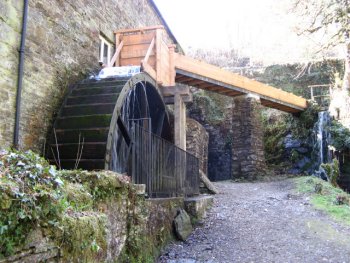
top-left (292, 0), bottom-right (350, 90)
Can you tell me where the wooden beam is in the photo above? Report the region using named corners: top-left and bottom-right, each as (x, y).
top-left (114, 33), bottom-right (121, 66)
top-left (142, 37), bottom-right (155, 64)
top-left (115, 25), bottom-right (164, 34)
top-left (141, 62), bottom-right (157, 81)
top-left (161, 85), bottom-right (190, 96)
top-left (169, 44), bottom-right (176, 86)
top-left (156, 29), bottom-right (162, 84)
top-left (163, 94), bottom-right (193, 104)
top-left (108, 40), bottom-right (124, 67)
top-left (174, 54), bottom-right (308, 110)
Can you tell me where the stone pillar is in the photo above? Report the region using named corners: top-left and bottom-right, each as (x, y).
top-left (232, 95), bottom-right (266, 180)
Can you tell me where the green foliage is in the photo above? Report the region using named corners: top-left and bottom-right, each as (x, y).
top-left (262, 112), bottom-right (289, 164)
top-left (0, 150), bottom-right (65, 257)
top-left (253, 60), bottom-right (344, 98)
top-left (288, 103), bottom-right (321, 139)
top-left (295, 176), bottom-right (350, 225)
top-left (188, 91), bottom-right (231, 125)
top-left (328, 120), bottom-right (350, 151)
top-left (321, 159), bottom-right (340, 187)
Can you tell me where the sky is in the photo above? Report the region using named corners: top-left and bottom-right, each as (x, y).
top-left (153, 0), bottom-right (340, 65)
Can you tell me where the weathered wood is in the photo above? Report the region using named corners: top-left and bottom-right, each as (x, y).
top-left (163, 94), bottom-right (193, 104)
top-left (142, 62), bottom-right (157, 81)
top-left (169, 44), bottom-right (176, 86)
top-left (156, 29), bottom-right (162, 84)
top-left (120, 57), bottom-right (155, 67)
top-left (115, 33), bottom-right (121, 66)
top-left (161, 85), bottom-right (190, 96)
top-left (115, 25), bottom-right (165, 34)
top-left (111, 26), bottom-right (308, 113)
top-left (174, 54), bottom-right (308, 111)
top-left (108, 40), bottom-right (124, 67)
top-left (174, 92), bottom-right (186, 150)
top-left (121, 33), bottom-right (155, 46)
top-left (142, 37), bottom-right (155, 64)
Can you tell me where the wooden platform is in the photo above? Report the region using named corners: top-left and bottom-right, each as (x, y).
top-left (110, 26), bottom-right (308, 113)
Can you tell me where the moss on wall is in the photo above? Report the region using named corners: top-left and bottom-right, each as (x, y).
top-left (0, 150), bottom-right (183, 262)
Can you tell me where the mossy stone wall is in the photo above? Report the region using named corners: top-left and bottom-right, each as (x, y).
top-left (0, 170), bottom-right (184, 262)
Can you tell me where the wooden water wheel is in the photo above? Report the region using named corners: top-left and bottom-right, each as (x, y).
top-left (47, 73), bottom-right (172, 171)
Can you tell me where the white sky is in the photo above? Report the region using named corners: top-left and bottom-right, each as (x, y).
top-left (153, 0), bottom-right (341, 65)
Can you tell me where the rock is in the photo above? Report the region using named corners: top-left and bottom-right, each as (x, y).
top-left (288, 168), bottom-right (301, 175)
top-left (174, 209), bottom-right (193, 241)
top-left (296, 147), bottom-right (308, 154)
top-left (284, 134), bottom-right (301, 149)
top-left (296, 157), bottom-right (311, 169)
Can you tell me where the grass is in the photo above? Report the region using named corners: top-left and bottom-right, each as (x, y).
top-left (294, 176), bottom-right (350, 225)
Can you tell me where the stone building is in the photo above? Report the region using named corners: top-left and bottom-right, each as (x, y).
top-left (0, 0), bottom-right (179, 151)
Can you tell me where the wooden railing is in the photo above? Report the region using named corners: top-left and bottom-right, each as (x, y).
top-left (111, 26), bottom-right (175, 86)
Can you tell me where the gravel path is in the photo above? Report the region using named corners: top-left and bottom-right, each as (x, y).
top-left (158, 179), bottom-right (350, 263)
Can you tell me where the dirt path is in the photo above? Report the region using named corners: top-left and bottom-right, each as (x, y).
top-left (157, 179), bottom-right (350, 263)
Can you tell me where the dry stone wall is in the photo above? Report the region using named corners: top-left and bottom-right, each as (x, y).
top-left (188, 94), bottom-right (267, 181)
top-left (186, 118), bottom-right (209, 175)
top-left (0, 0), bottom-right (170, 151)
top-left (232, 95), bottom-right (267, 180)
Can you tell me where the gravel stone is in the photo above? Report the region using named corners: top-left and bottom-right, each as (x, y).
top-left (158, 179), bottom-right (350, 263)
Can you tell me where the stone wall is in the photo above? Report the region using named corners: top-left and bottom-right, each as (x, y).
top-left (188, 94), bottom-right (235, 181)
top-left (188, 92), bottom-right (267, 181)
top-left (0, 1), bottom-right (23, 149)
top-left (232, 95), bottom-right (266, 180)
top-left (0, 0), bottom-right (172, 151)
top-left (0, 171), bottom-right (184, 262)
top-left (186, 118), bottom-right (209, 175)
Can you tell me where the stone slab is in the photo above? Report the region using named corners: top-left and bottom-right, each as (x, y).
top-left (184, 195), bottom-right (214, 220)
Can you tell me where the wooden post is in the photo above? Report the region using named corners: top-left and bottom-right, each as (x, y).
top-left (168, 44), bottom-right (176, 86)
top-left (156, 29), bottom-right (162, 84)
top-left (174, 91), bottom-right (186, 151)
top-left (115, 33), bottom-right (121, 66)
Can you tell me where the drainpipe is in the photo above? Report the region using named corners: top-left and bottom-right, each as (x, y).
top-left (14, 0), bottom-right (29, 149)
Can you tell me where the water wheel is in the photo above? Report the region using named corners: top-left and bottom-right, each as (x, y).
top-left (47, 73), bottom-right (172, 171)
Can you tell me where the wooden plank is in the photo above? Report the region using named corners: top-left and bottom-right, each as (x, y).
top-left (121, 33), bottom-right (155, 46)
top-left (142, 62), bottom-right (157, 83)
top-left (120, 57), bottom-right (155, 67)
top-left (108, 40), bottom-right (124, 67)
top-left (161, 86), bottom-right (190, 96)
top-left (185, 79), bottom-right (206, 86)
top-left (115, 33), bottom-right (121, 66)
top-left (156, 29), bottom-right (162, 84)
top-left (168, 45), bottom-right (176, 86)
top-left (175, 75), bottom-right (191, 82)
top-left (121, 49), bottom-right (151, 59)
top-left (160, 40), bottom-right (170, 85)
top-left (174, 54), bottom-right (308, 110)
top-left (115, 25), bottom-right (164, 34)
top-left (143, 37), bottom-right (155, 64)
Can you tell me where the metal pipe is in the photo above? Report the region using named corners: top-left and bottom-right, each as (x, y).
top-left (14, 0), bottom-right (29, 148)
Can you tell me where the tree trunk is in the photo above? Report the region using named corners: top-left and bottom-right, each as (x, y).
top-left (344, 42), bottom-right (350, 91)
